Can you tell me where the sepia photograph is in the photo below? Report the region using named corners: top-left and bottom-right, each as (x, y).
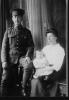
top-left (0, 0), bottom-right (68, 97)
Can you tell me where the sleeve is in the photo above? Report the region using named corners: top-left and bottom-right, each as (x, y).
top-left (53, 48), bottom-right (65, 72)
top-left (1, 30), bottom-right (9, 63)
top-left (26, 30), bottom-right (34, 60)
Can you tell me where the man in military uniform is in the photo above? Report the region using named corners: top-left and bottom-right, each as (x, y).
top-left (1, 8), bottom-right (34, 96)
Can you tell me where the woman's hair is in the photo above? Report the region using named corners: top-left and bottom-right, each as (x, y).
top-left (45, 28), bottom-right (58, 38)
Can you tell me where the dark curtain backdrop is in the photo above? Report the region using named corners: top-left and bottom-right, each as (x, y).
top-left (0, 0), bottom-right (66, 49)
top-left (25, 0), bottom-right (66, 49)
top-left (0, 0), bottom-right (66, 83)
top-left (25, 0), bottom-right (50, 49)
top-left (0, 0), bottom-right (2, 81)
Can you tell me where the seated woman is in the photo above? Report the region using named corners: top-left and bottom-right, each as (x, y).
top-left (30, 28), bottom-right (65, 97)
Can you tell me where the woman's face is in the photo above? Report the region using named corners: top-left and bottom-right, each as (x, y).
top-left (46, 33), bottom-right (57, 45)
top-left (12, 15), bottom-right (22, 27)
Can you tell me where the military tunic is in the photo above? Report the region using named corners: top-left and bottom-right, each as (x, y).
top-left (1, 25), bottom-right (34, 64)
top-left (1, 25), bottom-right (34, 96)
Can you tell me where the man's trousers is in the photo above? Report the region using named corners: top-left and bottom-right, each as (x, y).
top-left (1, 62), bottom-right (33, 96)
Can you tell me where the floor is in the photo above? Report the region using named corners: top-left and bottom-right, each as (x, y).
top-left (0, 80), bottom-right (68, 97)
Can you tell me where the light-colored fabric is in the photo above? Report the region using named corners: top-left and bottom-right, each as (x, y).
top-left (33, 43), bottom-right (65, 78)
top-left (19, 56), bottom-right (31, 68)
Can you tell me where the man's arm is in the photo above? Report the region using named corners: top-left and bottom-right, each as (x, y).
top-left (26, 30), bottom-right (34, 60)
top-left (19, 30), bottom-right (34, 67)
top-left (1, 30), bottom-right (9, 69)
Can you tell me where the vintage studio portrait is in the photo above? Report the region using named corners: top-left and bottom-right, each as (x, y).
top-left (0, 0), bottom-right (68, 97)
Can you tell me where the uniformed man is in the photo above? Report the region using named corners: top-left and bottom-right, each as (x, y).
top-left (1, 8), bottom-right (34, 96)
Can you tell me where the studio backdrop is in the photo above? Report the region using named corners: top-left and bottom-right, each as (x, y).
top-left (0, 0), bottom-right (66, 84)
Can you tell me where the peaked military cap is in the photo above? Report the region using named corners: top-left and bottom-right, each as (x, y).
top-left (10, 8), bottom-right (25, 16)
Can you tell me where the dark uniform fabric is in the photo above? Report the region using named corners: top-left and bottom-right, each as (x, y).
top-left (1, 25), bottom-right (34, 63)
top-left (1, 25), bottom-right (34, 96)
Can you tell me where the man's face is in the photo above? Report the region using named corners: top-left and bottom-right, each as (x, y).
top-left (46, 33), bottom-right (57, 45)
top-left (12, 15), bottom-right (23, 26)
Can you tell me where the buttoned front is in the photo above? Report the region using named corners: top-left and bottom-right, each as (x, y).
top-left (1, 25), bottom-right (34, 64)
top-left (1, 9), bottom-right (34, 96)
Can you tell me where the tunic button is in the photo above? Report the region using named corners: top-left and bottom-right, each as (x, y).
top-left (17, 46), bottom-right (18, 49)
top-left (17, 39), bottom-right (19, 42)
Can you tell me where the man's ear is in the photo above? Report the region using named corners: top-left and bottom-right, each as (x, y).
top-left (12, 16), bottom-right (14, 22)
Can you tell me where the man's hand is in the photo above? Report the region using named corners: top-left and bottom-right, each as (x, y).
top-left (19, 57), bottom-right (31, 68)
top-left (25, 56), bottom-right (31, 64)
top-left (2, 62), bottom-right (8, 69)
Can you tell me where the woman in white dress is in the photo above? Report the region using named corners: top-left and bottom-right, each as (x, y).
top-left (30, 28), bottom-right (65, 97)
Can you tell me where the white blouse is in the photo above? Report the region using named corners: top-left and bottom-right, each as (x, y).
top-left (33, 43), bottom-right (65, 78)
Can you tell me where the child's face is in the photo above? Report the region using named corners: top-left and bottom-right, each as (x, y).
top-left (46, 33), bottom-right (57, 45)
top-left (12, 15), bottom-right (22, 27)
